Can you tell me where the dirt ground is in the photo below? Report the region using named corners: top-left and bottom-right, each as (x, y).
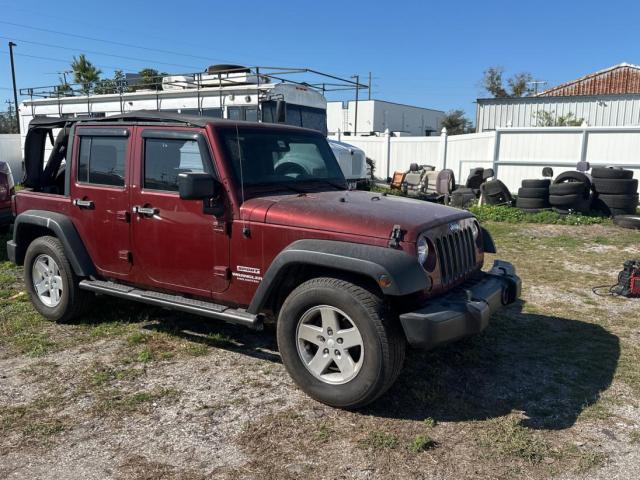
top-left (1, 222), bottom-right (639, 480)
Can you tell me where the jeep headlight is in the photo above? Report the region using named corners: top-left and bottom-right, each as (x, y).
top-left (417, 235), bottom-right (429, 267)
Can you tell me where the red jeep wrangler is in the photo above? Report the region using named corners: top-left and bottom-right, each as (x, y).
top-left (7, 112), bottom-right (520, 408)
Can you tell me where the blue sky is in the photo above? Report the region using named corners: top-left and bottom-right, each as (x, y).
top-left (1, 0), bottom-right (639, 123)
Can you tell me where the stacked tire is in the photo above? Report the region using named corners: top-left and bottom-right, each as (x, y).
top-left (516, 179), bottom-right (550, 212)
top-left (591, 167), bottom-right (638, 217)
top-left (548, 171), bottom-right (592, 214)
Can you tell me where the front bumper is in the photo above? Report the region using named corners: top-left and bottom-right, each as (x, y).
top-left (399, 260), bottom-right (521, 349)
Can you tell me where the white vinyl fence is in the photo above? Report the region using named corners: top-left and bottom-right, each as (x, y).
top-left (0, 134), bottom-right (22, 181)
top-left (330, 126), bottom-right (640, 192)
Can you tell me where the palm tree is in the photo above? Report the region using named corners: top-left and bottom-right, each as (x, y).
top-left (71, 54), bottom-right (101, 94)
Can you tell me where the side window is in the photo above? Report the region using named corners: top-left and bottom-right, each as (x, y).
top-left (77, 136), bottom-right (127, 187)
top-left (144, 138), bottom-right (207, 192)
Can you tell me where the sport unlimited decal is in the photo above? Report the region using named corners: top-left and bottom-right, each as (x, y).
top-left (232, 266), bottom-right (263, 283)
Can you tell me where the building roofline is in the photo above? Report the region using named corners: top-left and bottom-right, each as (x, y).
top-left (476, 91), bottom-right (640, 104)
top-left (328, 99), bottom-right (445, 114)
top-left (537, 62), bottom-right (640, 96)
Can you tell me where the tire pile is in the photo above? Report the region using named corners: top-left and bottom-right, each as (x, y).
top-left (591, 167), bottom-right (638, 216)
top-left (516, 179), bottom-right (550, 212)
top-left (548, 172), bottom-right (592, 214)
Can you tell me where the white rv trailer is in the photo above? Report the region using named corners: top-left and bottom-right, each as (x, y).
top-left (18, 66), bottom-right (369, 184)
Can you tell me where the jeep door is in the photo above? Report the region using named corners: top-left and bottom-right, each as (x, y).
top-left (129, 127), bottom-right (229, 296)
top-left (69, 126), bottom-right (132, 278)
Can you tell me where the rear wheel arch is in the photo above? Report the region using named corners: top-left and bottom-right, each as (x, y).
top-left (12, 210), bottom-right (96, 277)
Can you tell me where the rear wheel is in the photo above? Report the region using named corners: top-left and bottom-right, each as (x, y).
top-left (24, 236), bottom-right (93, 322)
top-left (277, 277), bottom-right (405, 408)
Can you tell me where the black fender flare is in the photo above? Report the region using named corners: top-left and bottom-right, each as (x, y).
top-left (480, 226), bottom-right (497, 254)
top-left (10, 210), bottom-right (96, 277)
top-left (247, 239), bottom-right (429, 314)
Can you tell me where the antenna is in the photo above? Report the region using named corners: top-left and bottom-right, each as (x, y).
top-left (235, 123), bottom-right (249, 237)
top-left (527, 80), bottom-right (547, 95)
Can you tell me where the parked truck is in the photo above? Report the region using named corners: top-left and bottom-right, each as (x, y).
top-left (7, 112), bottom-right (520, 408)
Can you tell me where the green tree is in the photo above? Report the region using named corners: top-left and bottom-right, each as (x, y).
top-left (94, 70), bottom-right (129, 95)
top-left (134, 68), bottom-right (164, 91)
top-left (534, 111), bottom-right (584, 127)
top-left (71, 54), bottom-right (101, 94)
top-left (55, 74), bottom-right (72, 95)
top-left (482, 67), bottom-right (508, 98)
top-left (0, 107), bottom-right (19, 134)
top-left (441, 110), bottom-right (474, 135)
top-left (482, 66), bottom-right (534, 98)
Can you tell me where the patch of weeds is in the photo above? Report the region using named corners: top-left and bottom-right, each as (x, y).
top-left (94, 387), bottom-right (180, 416)
top-left (23, 418), bottom-right (68, 437)
top-left (136, 349), bottom-right (153, 363)
top-left (423, 417), bottom-right (437, 428)
top-left (127, 332), bottom-right (148, 345)
top-left (207, 332), bottom-right (232, 346)
top-left (184, 343), bottom-right (209, 357)
top-left (579, 401), bottom-right (610, 421)
top-left (358, 431), bottom-right (399, 450)
top-left (630, 430), bottom-right (640, 444)
top-left (315, 422), bottom-right (332, 442)
top-left (560, 444), bottom-right (607, 473)
top-left (478, 416), bottom-right (549, 463)
top-left (470, 205), bottom-right (609, 225)
top-left (409, 434), bottom-right (437, 453)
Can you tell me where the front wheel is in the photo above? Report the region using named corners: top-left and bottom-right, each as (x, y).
top-left (277, 277), bottom-right (405, 408)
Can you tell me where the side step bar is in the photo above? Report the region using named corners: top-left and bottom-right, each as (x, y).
top-left (79, 280), bottom-right (263, 330)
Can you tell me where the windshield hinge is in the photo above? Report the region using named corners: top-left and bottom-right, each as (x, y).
top-left (388, 224), bottom-right (404, 248)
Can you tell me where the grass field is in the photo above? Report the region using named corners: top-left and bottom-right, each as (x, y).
top-left (1, 223), bottom-right (639, 479)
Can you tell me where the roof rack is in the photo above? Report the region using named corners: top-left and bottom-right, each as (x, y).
top-left (19, 65), bottom-right (368, 101)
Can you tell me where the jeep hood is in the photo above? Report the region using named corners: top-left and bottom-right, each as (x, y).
top-left (242, 190), bottom-right (473, 242)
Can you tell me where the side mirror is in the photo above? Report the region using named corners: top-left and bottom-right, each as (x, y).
top-left (178, 172), bottom-right (217, 200)
top-left (275, 100), bottom-right (286, 123)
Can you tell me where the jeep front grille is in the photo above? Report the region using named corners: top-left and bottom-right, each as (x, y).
top-left (435, 227), bottom-right (477, 285)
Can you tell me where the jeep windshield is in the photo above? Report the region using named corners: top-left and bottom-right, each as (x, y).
top-left (217, 128), bottom-right (347, 191)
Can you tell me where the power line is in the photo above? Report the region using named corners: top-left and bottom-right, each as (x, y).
top-left (0, 5), bottom-right (278, 66)
top-left (0, 20), bottom-right (238, 65)
top-left (0, 50), bottom-right (150, 72)
top-left (0, 35), bottom-right (201, 70)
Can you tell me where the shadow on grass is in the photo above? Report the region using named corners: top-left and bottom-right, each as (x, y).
top-left (143, 311), bottom-right (281, 364)
top-left (366, 300), bottom-right (620, 430)
top-left (70, 294), bottom-right (618, 430)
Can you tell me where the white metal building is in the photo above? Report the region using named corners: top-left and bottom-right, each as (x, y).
top-left (476, 93), bottom-right (640, 132)
top-left (327, 100), bottom-right (444, 137)
top-left (476, 63), bottom-right (640, 132)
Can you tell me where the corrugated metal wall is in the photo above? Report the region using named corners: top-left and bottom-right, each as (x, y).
top-left (476, 94), bottom-right (640, 132)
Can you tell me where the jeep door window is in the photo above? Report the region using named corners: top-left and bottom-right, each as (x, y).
top-left (143, 138), bottom-right (207, 192)
top-left (77, 136), bottom-right (127, 187)
top-left (219, 129), bottom-right (345, 187)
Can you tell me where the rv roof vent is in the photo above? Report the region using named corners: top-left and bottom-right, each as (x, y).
top-left (207, 64), bottom-right (250, 74)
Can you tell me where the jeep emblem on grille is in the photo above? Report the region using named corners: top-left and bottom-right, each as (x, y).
top-left (448, 222), bottom-right (462, 232)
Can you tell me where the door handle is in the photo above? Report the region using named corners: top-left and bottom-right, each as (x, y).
top-left (73, 199), bottom-right (94, 209)
top-left (133, 205), bottom-right (159, 217)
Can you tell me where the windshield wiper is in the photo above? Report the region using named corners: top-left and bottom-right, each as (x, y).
top-left (309, 179), bottom-right (348, 190)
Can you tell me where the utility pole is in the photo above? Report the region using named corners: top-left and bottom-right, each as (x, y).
top-left (8, 41), bottom-right (19, 133)
top-left (352, 74), bottom-right (359, 136)
top-left (368, 72), bottom-right (372, 100)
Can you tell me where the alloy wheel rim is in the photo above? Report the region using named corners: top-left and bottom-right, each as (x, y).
top-left (32, 254), bottom-right (63, 308)
top-left (295, 305), bottom-right (364, 385)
